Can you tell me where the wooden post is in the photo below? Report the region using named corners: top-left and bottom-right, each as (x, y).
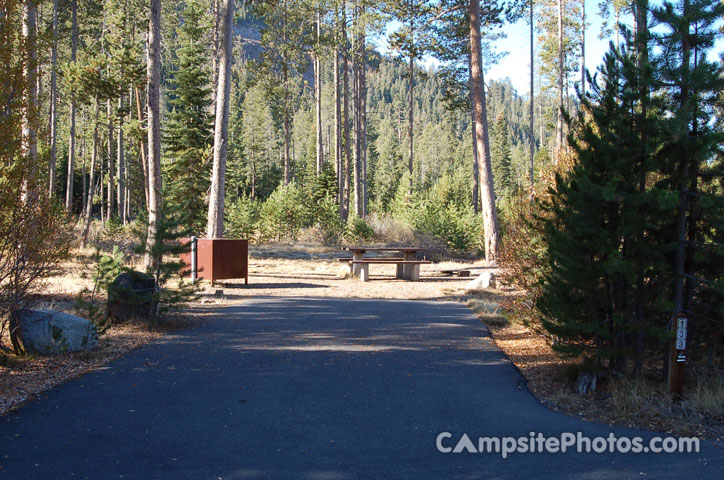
top-left (668, 314), bottom-right (687, 398)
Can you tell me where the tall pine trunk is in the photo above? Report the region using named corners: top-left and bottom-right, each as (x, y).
top-left (207, 0), bottom-right (233, 238)
top-left (315, 6), bottom-right (323, 175)
top-left (106, 99), bottom-right (114, 220)
top-left (529, 0), bottom-right (535, 191)
top-left (80, 100), bottom-right (100, 248)
top-left (134, 86), bottom-right (150, 209)
top-left (22, 0), bottom-right (38, 168)
top-left (65, 0), bottom-right (77, 212)
top-left (48, 0), bottom-right (58, 198)
top-left (145, 0), bottom-right (162, 267)
top-left (282, 0), bottom-right (290, 185)
top-left (555, 0), bottom-right (564, 159)
top-left (117, 95), bottom-right (126, 224)
top-left (352, 8), bottom-right (361, 217)
top-left (341, 0), bottom-right (350, 221)
top-left (407, 45), bottom-right (414, 196)
top-left (580, 0), bottom-right (585, 95)
top-left (360, 14), bottom-right (367, 217)
top-left (470, 0), bottom-right (499, 264)
top-left (469, 59), bottom-right (479, 212)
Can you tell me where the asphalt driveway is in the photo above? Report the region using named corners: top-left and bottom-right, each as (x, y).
top-left (0, 297), bottom-right (721, 479)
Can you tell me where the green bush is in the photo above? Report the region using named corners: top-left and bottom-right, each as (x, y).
top-left (313, 196), bottom-right (344, 246)
top-left (344, 215), bottom-right (375, 245)
top-left (259, 182), bottom-right (305, 242)
top-left (226, 195), bottom-right (259, 241)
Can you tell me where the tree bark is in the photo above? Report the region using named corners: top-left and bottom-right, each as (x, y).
top-left (48, 0), bottom-right (58, 198)
top-left (341, 0), bottom-right (351, 221)
top-left (529, 0), bottom-right (535, 192)
top-left (580, 0), bottom-right (585, 96)
top-left (117, 95), bottom-right (126, 224)
top-left (65, 0), bottom-right (78, 211)
top-left (315, 6), bottom-right (323, 175)
top-left (106, 99), bottom-right (114, 220)
top-left (470, 0), bottom-right (499, 264)
top-left (282, 0), bottom-right (290, 185)
top-left (145, 0), bottom-right (163, 267)
top-left (555, 0), bottom-right (564, 159)
top-left (469, 58), bottom-right (479, 212)
top-left (134, 86), bottom-right (150, 209)
top-left (360, 13), bottom-right (367, 217)
top-left (22, 0), bottom-right (38, 168)
top-left (80, 99), bottom-right (100, 248)
top-left (335, 44), bottom-right (342, 208)
top-left (207, 0), bottom-right (233, 238)
top-left (407, 45), bottom-right (414, 196)
top-left (352, 8), bottom-right (361, 217)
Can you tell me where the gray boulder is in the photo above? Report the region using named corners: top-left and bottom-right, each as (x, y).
top-left (107, 271), bottom-right (159, 322)
top-left (14, 309), bottom-right (98, 354)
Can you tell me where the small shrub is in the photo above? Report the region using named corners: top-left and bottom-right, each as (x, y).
top-left (344, 215), bottom-right (375, 245)
top-left (226, 195), bottom-right (259, 241)
top-left (313, 196), bottom-right (344, 246)
top-left (259, 182), bottom-right (305, 242)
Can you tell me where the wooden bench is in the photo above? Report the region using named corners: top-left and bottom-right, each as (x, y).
top-left (343, 259), bottom-right (431, 282)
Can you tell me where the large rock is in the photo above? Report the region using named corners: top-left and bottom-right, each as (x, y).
top-left (465, 271), bottom-right (496, 291)
top-left (14, 309), bottom-right (98, 354)
top-left (107, 271), bottom-right (160, 322)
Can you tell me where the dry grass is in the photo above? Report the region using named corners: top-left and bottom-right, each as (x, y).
top-left (464, 288), bottom-right (724, 440)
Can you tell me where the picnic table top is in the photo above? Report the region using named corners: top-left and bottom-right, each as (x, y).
top-left (341, 246), bottom-right (426, 253)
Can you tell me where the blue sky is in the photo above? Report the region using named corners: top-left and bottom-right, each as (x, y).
top-left (486, 0), bottom-right (610, 95)
top-left (379, 0), bottom-right (724, 98)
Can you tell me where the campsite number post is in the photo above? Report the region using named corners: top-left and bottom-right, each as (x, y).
top-left (668, 315), bottom-right (687, 397)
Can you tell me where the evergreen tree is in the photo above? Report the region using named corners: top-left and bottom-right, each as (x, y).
top-left (491, 112), bottom-right (512, 198)
top-left (536, 42), bottom-right (669, 369)
top-left (163, 0), bottom-right (213, 234)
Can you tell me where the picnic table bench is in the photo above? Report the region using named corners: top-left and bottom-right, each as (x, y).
top-left (339, 247), bottom-right (430, 282)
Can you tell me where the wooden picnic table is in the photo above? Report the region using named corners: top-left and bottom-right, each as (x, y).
top-left (340, 246), bottom-right (429, 281)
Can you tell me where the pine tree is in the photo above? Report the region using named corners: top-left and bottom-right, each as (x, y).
top-left (163, 0), bottom-right (213, 235)
top-left (491, 112), bottom-right (512, 198)
top-left (536, 42), bottom-right (669, 369)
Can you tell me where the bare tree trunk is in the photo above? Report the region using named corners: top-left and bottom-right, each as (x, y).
top-left (48, 0), bottom-right (58, 198)
top-left (580, 0), bottom-right (585, 96)
top-left (352, 9), bottom-right (361, 217)
top-left (207, 0), bottom-right (233, 238)
top-left (22, 0), bottom-right (38, 167)
top-left (342, 0), bottom-right (350, 221)
top-left (65, 0), bottom-right (77, 212)
top-left (211, 0), bottom-right (220, 113)
top-left (106, 98), bottom-right (114, 220)
top-left (80, 99), bottom-right (100, 248)
top-left (117, 95), bottom-right (126, 224)
top-left (315, 6), bottom-right (323, 175)
top-left (335, 43), bottom-right (342, 208)
top-left (282, 0), bottom-right (291, 185)
top-left (81, 135), bottom-right (87, 216)
top-left (470, 0), bottom-right (499, 264)
top-left (407, 49), bottom-right (414, 197)
top-left (555, 0), bottom-right (564, 159)
top-left (529, 0), bottom-right (535, 191)
top-left (360, 16), bottom-right (367, 217)
top-left (469, 59), bottom-right (479, 212)
top-left (144, 0), bottom-right (162, 267)
top-left (134, 86), bottom-right (150, 209)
